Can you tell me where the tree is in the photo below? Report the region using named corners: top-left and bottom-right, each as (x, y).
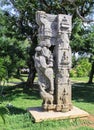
top-left (85, 26), bottom-right (94, 83)
top-left (0, 0), bottom-right (94, 87)
top-left (70, 16), bottom-right (94, 83)
top-left (0, 10), bottom-right (29, 81)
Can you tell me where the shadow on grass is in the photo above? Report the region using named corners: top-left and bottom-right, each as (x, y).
top-left (7, 106), bottom-right (26, 115)
top-left (1, 82), bottom-right (94, 105)
top-left (0, 82), bottom-right (40, 102)
top-left (72, 82), bottom-right (94, 103)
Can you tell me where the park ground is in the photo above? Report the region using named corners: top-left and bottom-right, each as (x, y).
top-left (0, 76), bottom-right (94, 130)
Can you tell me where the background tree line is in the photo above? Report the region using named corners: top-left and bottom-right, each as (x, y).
top-left (0, 0), bottom-right (94, 87)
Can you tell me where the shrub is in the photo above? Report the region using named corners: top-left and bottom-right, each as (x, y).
top-left (70, 57), bottom-right (91, 77)
top-left (76, 58), bottom-right (91, 77)
top-left (70, 69), bottom-right (77, 77)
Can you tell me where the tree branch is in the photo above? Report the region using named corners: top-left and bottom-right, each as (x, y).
top-left (62, 0), bottom-right (94, 23)
top-left (10, 0), bottom-right (15, 6)
top-left (76, 7), bottom-right (94, 23)
top-left (39, 0), bottom-right (51, 9)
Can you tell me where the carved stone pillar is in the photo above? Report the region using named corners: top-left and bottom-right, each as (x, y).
top-left (34, 11), bottom-right (72, 112)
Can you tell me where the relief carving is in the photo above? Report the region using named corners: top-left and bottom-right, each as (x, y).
top-left (34, 11), bottom-right (72, 112)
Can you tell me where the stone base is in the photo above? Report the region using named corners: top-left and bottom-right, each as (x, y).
top-left (27, 106), bottom-right (89, 122)
top-left (42, 103), bottom-right (73, 112)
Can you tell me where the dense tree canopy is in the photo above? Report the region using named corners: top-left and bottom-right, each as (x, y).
top-left (0, 9), bottom-right (29, 82)
top-left (70, 18), bottom-right (94, 83)
top-left (0, 0), bottom-right (94, 85)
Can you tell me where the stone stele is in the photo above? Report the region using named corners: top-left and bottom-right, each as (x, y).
top-left (28, 11), bottom-right (89, 122)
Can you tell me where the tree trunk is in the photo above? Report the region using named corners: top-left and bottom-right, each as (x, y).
top-left (88, 62), bottom-right (94, 84)
top-left (25, 35), bottom-right (38, 90)
top-left (25, 60), bottom-right (36, 90)
top-left (17, 68), bottom-right (20, 76)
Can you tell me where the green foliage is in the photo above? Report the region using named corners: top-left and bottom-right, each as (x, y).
top-left (0, 58), bottom-right (7, 83)
top-left (0, 86), bottom-right (9, 124)
top-left (70, 58), bottom-right (91, 77)
top-left (76, 58), bottom-right (91, 77)
top-left (76, 126), bottom-right (94, 130)
top-left (84, 26), bottom-right (94, 54)
top-left (70, 69), bottom-right (77, 77)
top-left (70, 18), bottom-right (85, 53)
top-left (0, 11), bottom-right (30, 81)
top-left (71, 18), bottom-right (94, 82)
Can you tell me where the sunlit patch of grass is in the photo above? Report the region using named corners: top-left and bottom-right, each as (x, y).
top-left (73, 101), bottom-right (94, 116)
top-left (75, 126), bottom-right (94, 130)
top-left (0, 113), bottom-right (93, 130)
top-left (72, 82), bottom-right (94, 115)
top-left (71, 77), bottom-right (94, 83)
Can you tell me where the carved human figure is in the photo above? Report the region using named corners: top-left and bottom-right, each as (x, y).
top-left (41, 41), bottom-right (54, 94)
top-left (34, 46), bottom-right (46, 87)
top-left (34, 43), bottom-right (54, 95)
top-left (62, 89), bottom-right (69, 105)
top-left (61, 51), bottom-right (68, 64)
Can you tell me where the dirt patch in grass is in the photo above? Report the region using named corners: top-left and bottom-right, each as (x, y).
top-left (87, 115), bottom-right (94, 128)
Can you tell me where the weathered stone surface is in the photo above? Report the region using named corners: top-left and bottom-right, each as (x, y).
top-left (34, 11), bottom-right (72, 111)
top-left (28, 106), bottom-right (89, 122)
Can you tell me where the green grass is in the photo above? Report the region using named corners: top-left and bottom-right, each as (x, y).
top-left (0, 113), bottom-right (93, 130)
top-left (71, 76), bottom-right (94, 83)
top-left (0, 77), bottom-right (94, 130)
top-left (1, 74), bottom-right (28, 86)
top-left (72, 83), bottom-right (94, 115)
top-left (76, 126), bottom-right (94, 130)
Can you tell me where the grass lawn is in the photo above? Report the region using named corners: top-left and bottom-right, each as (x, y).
top-left (71, 77), bottom-right (94, 83)
top-left (0, 77), bottom-right (94, 130)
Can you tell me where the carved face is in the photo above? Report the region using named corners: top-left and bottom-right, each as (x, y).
top-left (35, 46), bottom-right (42, 52)
top-left (40, 41), bottom-right (51, 48)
